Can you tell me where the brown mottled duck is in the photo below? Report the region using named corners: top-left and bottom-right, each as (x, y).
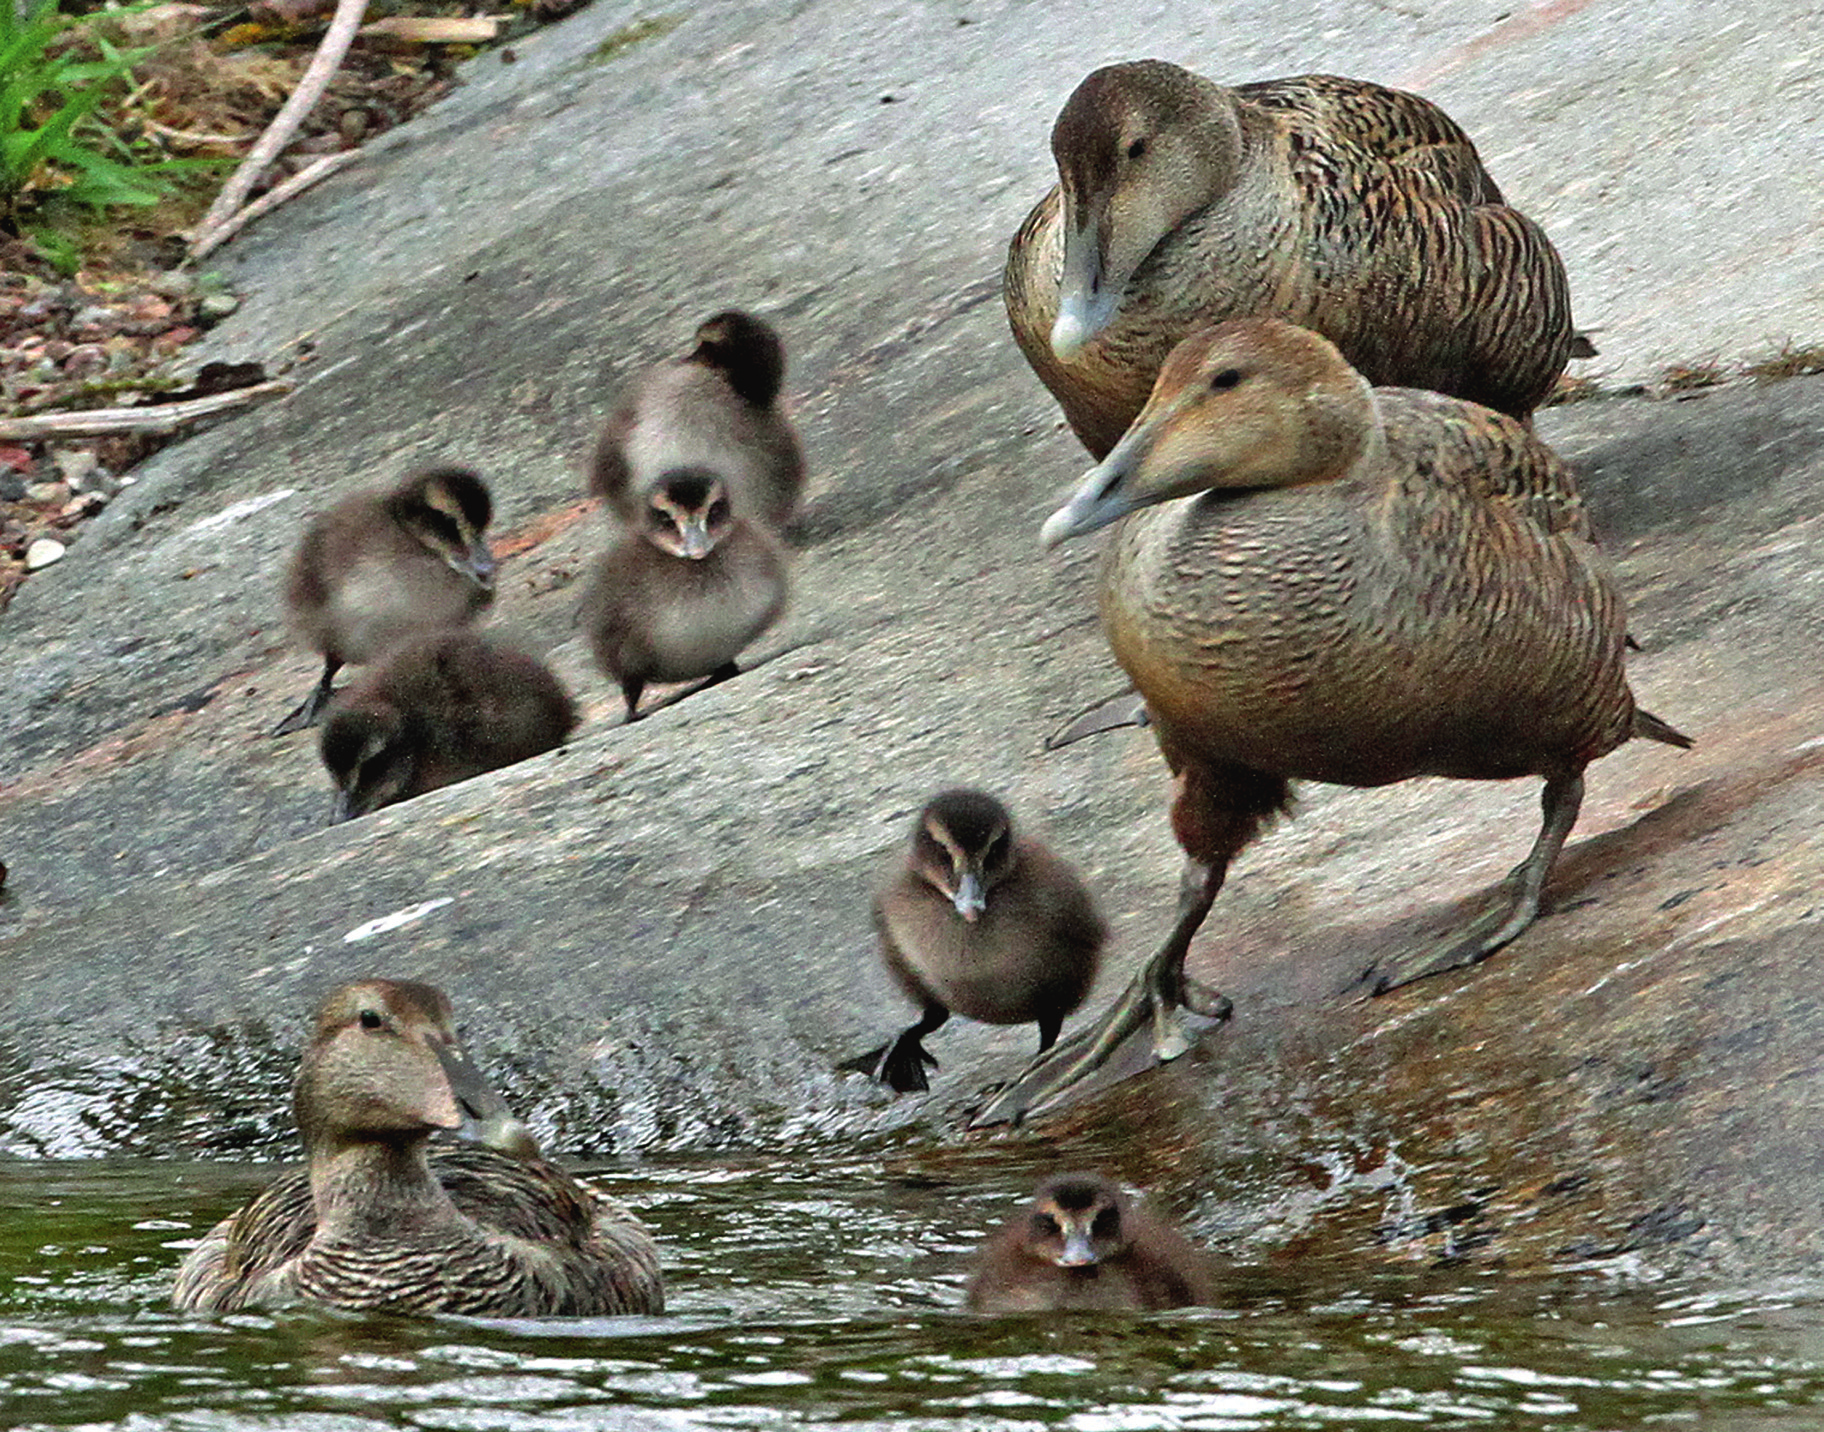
top-left (581, 466), bottom-right (788, 721)
top-left (590, 310), bottom-right (805, 532)
top-left (1005, 61), bottom-right (1582, 461)
top-left (274, 466), bottom-right (498, 735)
top-left (841, 789), bottom-right (1106, 1093)
top-left (318, 630), bottom-right (579, 821)
top-left (171, 979), bottom-right (664, 1316)
top-left (966, 1172), bottom-right (1219, 1312)
top-left (979, 319), bottom-right (1689, 1124)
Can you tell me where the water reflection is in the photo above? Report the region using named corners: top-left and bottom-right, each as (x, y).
top-left (3, 1156), bottom-right (1824, 1430)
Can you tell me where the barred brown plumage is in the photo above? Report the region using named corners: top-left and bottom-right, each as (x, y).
top-left (171, 980), bottom-right (664, 1317)
top-left (980, 320), bottom-right (1687, 1125)
top-left (1005, 61), bottom-right (1581, 461)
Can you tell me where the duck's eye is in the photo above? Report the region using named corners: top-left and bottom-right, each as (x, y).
top-left (1126, 136), bottom-right (1148, 161)
top-left (1091, 1208), bottom-right (1120, 1238)
top-left (1209, 368), bottom-right (1243, 392)
top-left (359, 1009), bottom-right (384, 1030)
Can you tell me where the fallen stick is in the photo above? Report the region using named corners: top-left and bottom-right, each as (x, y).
top-left (189, 151), bottom-right (360, 263)
top-left (0, 380), bottom-right (295, 441)
top-left (186, 0), bottom-right (366, 260)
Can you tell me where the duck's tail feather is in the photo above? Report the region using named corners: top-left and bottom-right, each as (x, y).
top-left (1634, 707), bottom-right (1693, 749)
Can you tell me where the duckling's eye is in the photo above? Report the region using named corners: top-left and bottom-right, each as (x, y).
top-left (1209, 368), bottom-right (1243, 392)
top-left (1091, 1208), bottom-right (1120, 1238)
top-left (1032, 1212), bottom-right (1061, 1238)
top-left (1126, 136), bottom-right (1148, 161)
top-left (359, 1009), bottom-right (384, 1031)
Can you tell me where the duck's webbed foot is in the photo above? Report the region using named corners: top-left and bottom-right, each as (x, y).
top-left (972, 862), bottom-right (1229, 1127)
top-left (272, 659), bottom-right (341, 736)
top-left (1045, 686), bottom-right (1151, 750)
top-left (839, 1004), bottom-right (948, 1094)
top-left (1358, 772), bottom-right (1584, 996)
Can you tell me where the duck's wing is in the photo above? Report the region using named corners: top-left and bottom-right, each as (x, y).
top-left (170, 1170), bottom-right (315, 1311)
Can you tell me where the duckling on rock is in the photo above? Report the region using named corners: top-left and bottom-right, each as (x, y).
top-left (581, 466), bottom-right (788, 721)
top-left (966, 1172), bottom-right (1219, 1312)
top-left (318, 630), bottom-right (578, 821)
top-left (170, 979), bottom-right (664, 1316)
top-left (1005, 60), bottom-right (1581, 461)
top-left (274, 466), bottom-right (498, 735)
top-left (978, 319), bottom-right (1690, 1125)
top-left (591, 310), bottom-right (805, 532)
top-left (841, 789), bottom-right (1106, 1093)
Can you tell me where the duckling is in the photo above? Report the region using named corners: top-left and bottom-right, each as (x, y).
top-left (966, 1172), bottom-right (1219, 1312)
top-left (1005, 61), bottom-right (1579, 459)
top-left (318, 630), bottom-right (578, 820)
top-left (581, 466), bottom-right (788, 721)
top-left (171, 979), bottom-right (664, 1316)
top-left (979, 319), bottom-right (1690, 1124)
top-left (275, 466), bottom-right (498, 735)
top-left (591, 310), bottom-right (805, 532)
top-left (841, 789), bottom-right (1106, 1093)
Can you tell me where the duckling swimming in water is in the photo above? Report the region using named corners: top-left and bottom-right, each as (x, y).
top-left (1005, 61), bottom-right (1579, 459)
top-left (318, 630), bottom-right (578, 820)
top-left (581, 466), bottom-right (788, 721)
top-left (842, 789), bottom-right (1106, 1093)
top-left (591, 310), bottom-right (805, 532)
top-left (275, 466), bottom-right (498, 735)
top-left (980, 319), bottom-right (1689, 1124)
top-left (966, 1172), bottom-right (1218, 1312)
top-left (170, 979), bottom-right (663, 1316)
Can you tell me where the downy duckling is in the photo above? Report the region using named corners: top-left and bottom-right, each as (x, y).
top-left (318, 630), bottom-right (578, 821)
top-left (591, 310), bottom-right (805, 532)
top-left (1005, 61), bottom-right (1580, 459)
top-left (967, 1172), bottom-right (1219, 1312)
top-left (980, 319), bottom-right (1690, 1124)
top-left (842, 789), bottom-right (1106, 1093)
top-left (170, 979), bottom-right (663, 1316)
top-left (275, 466), bottom-right (498, 735)
top-left (581, 466), bottom-right (788, 721)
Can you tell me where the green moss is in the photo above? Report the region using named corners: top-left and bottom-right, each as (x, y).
top-left (588, 13), bottom-right (684, 64)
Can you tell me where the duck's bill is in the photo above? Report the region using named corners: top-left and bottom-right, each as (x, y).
top-left (1041, 448), bottom-right (1142, 548)
top-left (432, 1041), bottom-right (536, 1154)
top-left (1050, 222), bottom-right (1117, 361)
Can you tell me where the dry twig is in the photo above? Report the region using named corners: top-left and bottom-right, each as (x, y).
top-left (0, 381), bottom-right (295, 441)
top-left (186, 0), bottom-right (366, 259)
top-left (189, 151), bottom-right (360, 262)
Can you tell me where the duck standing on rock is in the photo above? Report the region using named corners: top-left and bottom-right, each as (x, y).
top-left (979, 319), bottom-right (1690, 1125)
top-left (581, 466), bottom-right (789, 721)
top-left (1005, 60), bottom-right (1581, 460)
top-left (318, 630), bottom-right (578, 820)
top-left (171, 979), bottom-right (664, 1316)
top-left (591, 310), bottom-right (805, 532)
top-left (966, 1172), bottom-right (1219, 1312)
top-left (274, 466), bottom-right (498, 735)
top-left (842, 789), bottom-right (1106, 1093)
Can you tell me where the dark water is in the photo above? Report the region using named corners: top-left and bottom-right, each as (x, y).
top-left (6, 1155), bottom-right (1824, 1431)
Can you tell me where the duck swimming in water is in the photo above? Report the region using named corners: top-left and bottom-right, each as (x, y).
top-left (171, 979), bottom-right (663, 1316)
top-left (979, 319), bottom-right (1689, 1124)
top-left (1005, 61), bottom-right (1581, 460)
top-left (590, 310), bottom-right (805, 532)
top-left (274, 466), bottom-right (498, 735)
top-left (966, 1172), bottom-right (1219, 1312)
top-left (842, 789), bottom-right (1106, 1093)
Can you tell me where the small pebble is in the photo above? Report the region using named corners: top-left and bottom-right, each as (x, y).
top-left (198, 293), bottom-right (240, 321)
top-left (71, 305), bottom-right (115, 330)
top-left (25, 481), bottom-right (71, 505)
top-left (25, 537), bottom-right (65, 570)
top-left (0, 474), bottom-right (25, 502)
top-left (51, 448), bottom-right (99, 491)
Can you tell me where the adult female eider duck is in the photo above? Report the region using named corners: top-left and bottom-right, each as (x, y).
top-left (979, 319), bottom-right (1688, 1123)
top-left (1005, 61), bottom-right (1582, 460)
top-left (966, 1172), bottom-right (1219, 1312)
top-left (171, 979), bottom-right (663, 1316)
top-left (590, 310), bottom-right (805, 532)
top-left (840, 789), bottom-right (1106, 1093)
top-left (274, 466), bottom-right (498, 735)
